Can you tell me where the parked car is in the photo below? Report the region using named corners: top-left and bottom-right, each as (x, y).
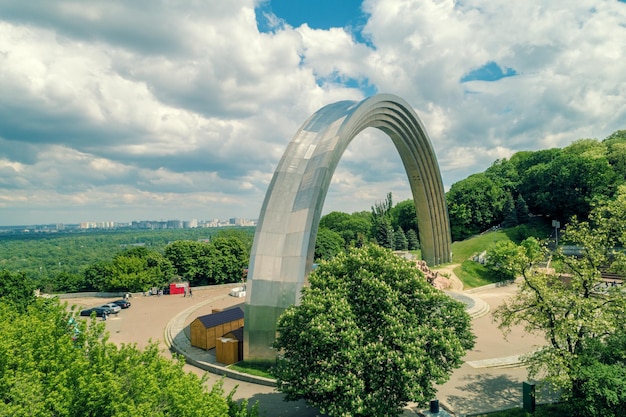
top-left (111, 299), bottom-right (131, 309)
top-left (80, 306), bottom-right (114, 317)
top-left (101, 303), bottom-right (122, 314)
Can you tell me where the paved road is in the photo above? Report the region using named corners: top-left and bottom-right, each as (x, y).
top-left (68, 286), bottom-right (328, 417)
top-left (436, 284), bottom-right (548, 414)
top-left (67, 281), bottom-right (547, 416)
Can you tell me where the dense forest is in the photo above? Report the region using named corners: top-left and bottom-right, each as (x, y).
top-left (0, 227), bottom-right (254, 293)
top-left (446, 130), bottom-right (626, 240)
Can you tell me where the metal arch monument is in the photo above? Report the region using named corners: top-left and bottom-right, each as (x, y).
top-left (244, 94), bottom-right (452, 360)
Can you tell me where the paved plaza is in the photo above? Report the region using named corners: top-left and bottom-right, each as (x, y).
top-left (66, 279), bottom-right (547, 416)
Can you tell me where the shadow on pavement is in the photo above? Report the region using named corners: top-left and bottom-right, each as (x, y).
top-left (445, 373), bottom-right (522, 414)
top-left (242, 392), bottom-right (328, 417)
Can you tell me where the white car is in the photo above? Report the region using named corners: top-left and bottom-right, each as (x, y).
top-left (101, 303), bottom-right (121, 314)
top-left (229, 287), bottom-right (246, 298)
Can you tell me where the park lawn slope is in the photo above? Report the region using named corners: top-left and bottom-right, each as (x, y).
top-left (449, 221), bottom-right (551, 289)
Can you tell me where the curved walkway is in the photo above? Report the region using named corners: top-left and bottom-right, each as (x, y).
top-left (163, 288), bottom-right (492, 387)
top-left (163, 280), bottom-right (547, 416)
top-left (163, 293), bottom-right (276, 387)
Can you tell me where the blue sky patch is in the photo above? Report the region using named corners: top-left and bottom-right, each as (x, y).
top-left (315, 71), bottom-right (377, 96)
top-left (255, 0), bottom-right (370, 44)
top-left (460, 61), bottom-right (518, 83)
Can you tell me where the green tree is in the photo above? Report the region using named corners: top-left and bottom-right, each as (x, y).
top-left (373, 216), bottom-right (395, 249)
top-left (515, 194), bottom-right (531, 224)
top-left (273, 244), bottom-right (475, 417)
top-left (394, 227), bottom-right (408, 251)
top-left (107, 247), bottom-right (173, 292)
top-left (195, 243), bottom-right (221, 285)
top-left (0, 298), bottom-right (259, 417)
top-left (210, 236), bottom-right (249, 284)
top-left (519, 147), bottom-right (617, 221)
top-left (493, 192), bottom-right (626, 413)
top-left (320, 211), bottom-right (373, 248)
top-left (164, 240), bottom-right (205, 282)
top-left (406, 228), bottom-right (419, 250)
top-left (164, 235), bottom-right (250, 286)
top-left (486, 237), bottom-right (542, 281)
top-left (371, 192), bottom-right (393, 220)
top-left (51, 271), bottom-right (85, 293)
top-left (314, 227), bottom-right (345, 261)
top-left (0, 270), bottom-right (36, 312)
top-left (319, 211), bottom-right (352, 237)
top-left (446, 173), bottom-right (508, 240)
top-left (215, 229), bottom-right (254, 256)
top-left (501, 192), bottom-right (518, 228)
top-left (604, 130), bottom-right (626, 182)
top-left (390, 199), bottom-right (418, 236)
top-left (562, 138), bottom-right (607, 159)
top-left (0, 227), bottom-right (249, 289)
top-left (568, 330), bottom-right (626, 417)
top-left (84, 260), bottom-right (112, 292)
top-left (370, 193), bottom-right (395, 249)
top-left (485, 157), bottom-right (521, 192)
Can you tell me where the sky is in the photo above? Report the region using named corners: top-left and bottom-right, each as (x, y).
top-left (1, 0), bottom-right (625, 226)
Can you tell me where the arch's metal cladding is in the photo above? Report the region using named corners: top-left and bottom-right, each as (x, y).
top-left (244, 94), bottom-right (452, 360)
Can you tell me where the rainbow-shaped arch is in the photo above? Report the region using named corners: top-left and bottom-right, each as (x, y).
top-left (244, 94), bottom-right (451, 359)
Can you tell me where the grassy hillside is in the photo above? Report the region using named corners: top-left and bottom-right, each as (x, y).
top-left (446, 220), bottom-right (552, 289)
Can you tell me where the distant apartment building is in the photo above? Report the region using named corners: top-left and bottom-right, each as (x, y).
top-left (202, 219), bottom-right (222, 228)
top-left (229, 217), bottom-right (256, 226)
top-left (167, 220), bottom-right (183, 229)
top-left (183, 219), bottom-right (198, 228)
top-left (79, 221), bottom-right (115, 229)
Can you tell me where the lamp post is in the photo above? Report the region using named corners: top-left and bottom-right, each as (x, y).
top-left (552, 220), bottom-right (560, 247)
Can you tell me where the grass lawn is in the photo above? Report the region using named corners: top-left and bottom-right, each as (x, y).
top-left (446, 220), bottom-right (552, 289)
top-left (454, 261), bottom-right (504, 288)
top-left (450, 229), bottom-right (511, 264)
top-left (228, 360), bottom-right (275, 379)
top-left (446, 230), bottom-right (512, 289)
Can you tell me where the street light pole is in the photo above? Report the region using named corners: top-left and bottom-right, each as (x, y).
top-left (552, 220), bottom-right (560, 247)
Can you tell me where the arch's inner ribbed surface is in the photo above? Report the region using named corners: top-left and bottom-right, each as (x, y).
top-left (244, 94), bottom-right (451, 360)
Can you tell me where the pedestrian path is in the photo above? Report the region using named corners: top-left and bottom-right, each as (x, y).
top-left (466, 355), bottom-right (524, 369)
top-left (164, 290), bottom-right (492, 384)
top-left (164, 284), bottom-right (533, 416)
top-left (163, 293), bottom-right (276, 386)
top-left (447, 291), bottom-right (490, 319)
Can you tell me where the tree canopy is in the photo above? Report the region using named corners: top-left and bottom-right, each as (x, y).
top-left (492, 185), bottom-right (626, 416)
top-left (0, 227), bottom-right (254, 293)
top-left (319, 196), bottom-right (421, 254)
top-left (273, 244), bottom-right (475, 417)
top-left (0, 270), bottom-right (36, 312)
top-left (319, 211), bottom-right (371, 249)
top-left (447, 173), bottom-right (508, 240)
top-left (0, 295), bottom-right (258, 417)
top-left (447, 131), bottom-right (626, 241)
top-left (314, 227), bottom-right (345, 261)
